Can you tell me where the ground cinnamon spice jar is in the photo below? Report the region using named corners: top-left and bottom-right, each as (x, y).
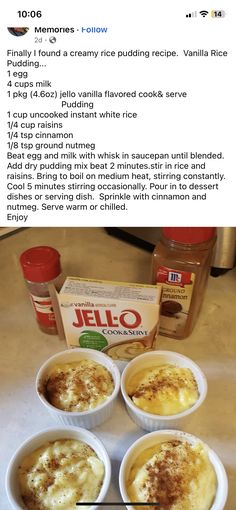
top-left (151, 227), bottom-right (216, 339)
top-left (20, 246), bottom-right (61, 335)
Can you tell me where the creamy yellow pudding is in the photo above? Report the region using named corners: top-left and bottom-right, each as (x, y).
top-left (127, 440), bottom-right (217, 510)
top-left (18, 439), bottom-right (105, 510)
top-left (127, 364), bottom-right (199, 415)
top-left (45, 359), bottom-right (114, 412)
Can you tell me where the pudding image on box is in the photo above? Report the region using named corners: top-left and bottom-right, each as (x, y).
top-left (57, 278), bottom-right (161, 362)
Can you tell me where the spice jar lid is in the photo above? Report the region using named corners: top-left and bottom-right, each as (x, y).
top-left (20, 246), bottom-right (61, 282)
top-left (162, 227), bottom-right (216, 244)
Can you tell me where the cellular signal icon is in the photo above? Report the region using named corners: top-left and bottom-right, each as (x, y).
top-left (199, 10), bottom-right (209, 17)
top-left (186, 11), bottom-right (197, 17)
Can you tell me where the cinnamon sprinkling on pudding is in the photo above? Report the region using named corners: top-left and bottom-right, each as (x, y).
top-left (45, 359), bottom-right (114, 412)
top-left (145, 441), bottom-right (198, 506)
top-left (127, 364), bottom-right (199, 415)
top-left (127, 440), bottom-right (217, 510)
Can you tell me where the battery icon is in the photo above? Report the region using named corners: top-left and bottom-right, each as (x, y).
top-left (211, 10), bottom-right (226, 17)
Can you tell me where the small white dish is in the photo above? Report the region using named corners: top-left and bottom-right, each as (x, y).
top-left (121, 350), bottom-right (207, 431)
top-left (6, 426), bottom-right (111, 510)
top-left (36, 348), bottom-right (120, 428)
top-left (119, 429), bottom-right (228, 510)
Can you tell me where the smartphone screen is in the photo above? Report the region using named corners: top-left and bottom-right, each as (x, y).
top-left (0, 3), bottom-right (235, 510)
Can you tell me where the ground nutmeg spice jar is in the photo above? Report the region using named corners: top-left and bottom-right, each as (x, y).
top-left (20, 246), bottom-right (62, 335)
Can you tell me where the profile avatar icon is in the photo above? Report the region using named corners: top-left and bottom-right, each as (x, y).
top-left (7, 27), bottom-right (29, 36)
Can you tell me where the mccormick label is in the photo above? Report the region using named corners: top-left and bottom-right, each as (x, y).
top-left (57, 277), bottom-right (161, 362)
top-left (157, 267), bottom-right (192, 286)
top-left (156, 266), bottom-right (195, 336)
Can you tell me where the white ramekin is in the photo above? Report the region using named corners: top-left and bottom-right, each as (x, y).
top-left (119, 429), bottom-right (228, 510)
top-left (36, 348), bottom-right (120, 428)
top-left (121, 350), bottom-right (207, 431)
top-left (6, 426), bottom-right (111, 510)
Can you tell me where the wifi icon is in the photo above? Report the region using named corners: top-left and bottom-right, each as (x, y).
top-left (199, 10), bottom-right (209, 17)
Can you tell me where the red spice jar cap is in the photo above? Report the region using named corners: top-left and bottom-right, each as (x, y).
top-left (162, 227), bottom-right (216, 244)
top-left (20, 246), bottom-right (61, 282)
